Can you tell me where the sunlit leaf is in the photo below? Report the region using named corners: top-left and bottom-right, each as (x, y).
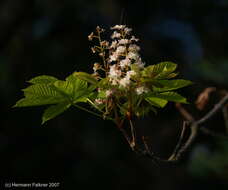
top-left (23, 84), bottom-right (62, 98)
top-left (73, 72), bottom-right (98, 84)
top-left (142, 62), bottom-right (177, 79)
top-left (153, 79), bottom-right (193, 92)
top-left (14, 96), bottom-right (66, 107)
top-left (146, 97), bottom-right (168, 108)
top-left (42, 102), bottom-right (71, 124)
top-left (28, 75), bottom-right (58, 84)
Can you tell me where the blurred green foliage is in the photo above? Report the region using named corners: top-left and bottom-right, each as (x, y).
top-left (189, 138), bottom-right (228, 179)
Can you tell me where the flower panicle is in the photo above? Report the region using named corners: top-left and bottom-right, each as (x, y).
top-left (88, 24), bottom-right (147, 98)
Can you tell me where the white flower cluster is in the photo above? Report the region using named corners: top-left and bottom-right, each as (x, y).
top-left (89, 25), bottom-right (149, 104)
top-left (107, 25), bottom-right (144, 88)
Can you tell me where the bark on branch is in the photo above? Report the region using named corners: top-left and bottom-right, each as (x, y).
top-left (119, 90), bottom-right (228, 164)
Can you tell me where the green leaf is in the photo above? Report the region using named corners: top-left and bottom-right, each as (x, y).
top-left (14, 96), bottom-right (65, 107)
top-left (53, 80), bottom-right (74, 98)
top-left (28, 75), bottom-right (58, 84)
top-left (159, 92), bottom-right (188, 103)
top-left (97, 90), bottom-right (106, 99)
top-left (23, 84), bottom-right (62, 98)
top-left (153, 79), bottom-right (193, 92)
top-left (147, 92), bottom-right (188, 104)
top-left (14, 83), bottom-right (69, 107)
top-left (97, 78), bottom-right (109, 88)
top-left (143, 62), bottom-right (177, 79)
top-left (15, 73), bottom-right (94, 107)
top-left (166, 72), bottom-right (179, 79)
top-left (53, 77), bottom-right (92, 103)
top-left (146, 97), bottom-right (168, 108)
top-left (42, 102), bottom-right (71, 124)
top-left (73, 72), bottom-right (98, 84)
top-left (14, 73), bottom-right (98, 124)
top-left (66, 74), bottom-right (97, 103)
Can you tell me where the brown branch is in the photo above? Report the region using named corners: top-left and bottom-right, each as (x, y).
top-left (175, 103), bottom-right (195, 122)
top-left (172, 123), bottom-right (198, 161)
top-left (175, 105), bottom-right (226, 139)
top-left (196, 93), bottom-right (228, 125)
top-left (171, 93), bottom-right (228, 161)
top-left (118, 90), bottom-right (228, 164)
top-left (168, 121), bottom-right (187, 160)
top-left (139, 91), bottom-right (228, 164)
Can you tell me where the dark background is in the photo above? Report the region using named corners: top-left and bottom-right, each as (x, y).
top-left (0, 0), bottom-right (228, 189)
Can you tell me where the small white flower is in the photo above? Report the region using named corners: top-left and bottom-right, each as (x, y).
top-left (110, 40), bottom-right (118, 49)
top-left (120, 58), bottom-right (131, 69)
top-left (100, 40), bottom-right (109, 47)
top-left (109, 64), bottom-right (122, 78)
top-left (126, 52), bottom-right (139, 60)
top-left (118, 39), bottom-right (129, 45)
top-left (134, 58), bottom-right (145, 68)
top-left (116, 46), bottom-right (126, 55)
top-left (111, 25), bottom-right (126, 30)
top-left (93, 63), bottom-right (100, 72)
top-left (88, 32), bottom-right (94, 41)
top-left (135, 86), bottom-right (149, 95)
top-left (109, 52), bottom-right (119, 62)
top-left (130, 35), bottom-right (139, 42)
top-left (129, 44), bottom-right (140, 52)
top-left (126, 70), bottom-right (136, 78)
top-left (111, 31), bottom-right (121, 39)
top-left (124, 27), bottom-right (132, 34)
top-left (119, 76), bottom-right (131, 88)
top-left (95, 98), bottom-right (104, 105)
top-left (110, 78), bottom-right (118, 85)
top-left (105, 90), bottom-right (113, 97)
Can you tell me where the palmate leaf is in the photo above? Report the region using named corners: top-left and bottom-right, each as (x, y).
top-left (158, 92), bottom-right (188, 103)
top-left (23, 83), bottom-right (63, 99)
top-left (72, 72), bottom-right (98, 85)
top-left (28, 75), bottom-right (58, 84)
top-left (14, 96), bottom-right (66, 107)
top-left (142, 62), bottom-right (177, 79)
top-left (66, 74), bottom-right (94, 100)
top-left (146, 91), bottom-right (188, 104)
top-left (42, 102), bottom-right (71, 124)
top-left (53, 80), bottom-right (75, 99)
top-left (15, 84), bottom-right (67, 107)
top-left (14, 73), bottom-right (96, 124)
top-left (146, 97), bottom-right (168, 108)
top-left (153, 79), bottom-right (193, 92)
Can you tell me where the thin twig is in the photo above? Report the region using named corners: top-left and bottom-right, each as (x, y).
top-left (175, 103), bottom-right (195, 122)
top-left (73, 104), bottom-right (103, 119)
top-left (173, 124), bottom-right (198, 161)
top-left (146, 91), bottom-right (227, 163)
top-left (171, 92), bottom-right (228, 161)
top-left (196, 94), bottom-right (228, 125)
top-left (129, 119), bottom-right (136, 149)
top-left (222, 106), bottom-right (228, 134)
top-left (119, 127), bottom-right (132, 147)
top-left (168, 121), bottom-right (187, 160)
top-left (142, 136), bottom-right (150, 153)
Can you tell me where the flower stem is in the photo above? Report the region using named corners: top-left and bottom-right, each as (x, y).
top-left (73, 104), bottom-right (103, 119)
